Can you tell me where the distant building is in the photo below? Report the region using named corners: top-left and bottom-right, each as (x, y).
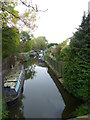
top-left (88, 1), bottom-right (90, 13)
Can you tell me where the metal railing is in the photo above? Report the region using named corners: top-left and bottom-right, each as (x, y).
top-left (45, 56), bottom-right (63, 78)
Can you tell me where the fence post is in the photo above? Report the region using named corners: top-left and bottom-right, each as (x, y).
top-left (61, 62), bottom-right (63, 77)
top-left (46, 56), bottom-right (63, 78)
top-left (57, 61), bottom-right (58, 72)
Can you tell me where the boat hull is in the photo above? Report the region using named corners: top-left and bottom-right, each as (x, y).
top-left (5, 67), bottom-right (25, 108)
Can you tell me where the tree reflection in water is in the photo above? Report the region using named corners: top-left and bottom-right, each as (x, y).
top-left (24, 57), bottom-right (46, 80)
top-left (25, 64), bottom-right (36, 80)
top-left (8, 94), bottom-right (25, 119)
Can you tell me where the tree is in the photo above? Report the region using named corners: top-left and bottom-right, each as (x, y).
top-left (19, 40), bottom-right (32, 52)
top-left (20, 31), bottom-right (31, 42)
top-left (19, 31), bottom-right (34, 52)
top-left (0, 0), bottom-right (37, 32)
top-left (50, 39), bottom-right (69, 61)
top-left (63, 12), bottom-right (90, 101)
top-left (48, 43), bottom-right (58, 48)
top-left (0, 0), bottom-right (19, 27)
top-left (0, 0), bottom-right (48, 30)
top-left (32, 36), bottom-right (48, 50)
top-left (2, 26), bottom-right (20, 58)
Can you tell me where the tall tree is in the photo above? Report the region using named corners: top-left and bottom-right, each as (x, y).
top-left (32, 36), bottom-right (48, 50)
top-left (63, 12), bottom-right (90, 101)
top-left (2, 26), bottom-right (20, 58)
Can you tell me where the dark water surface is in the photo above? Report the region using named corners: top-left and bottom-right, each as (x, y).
top-left (8, 57), bottom-right (82, 119)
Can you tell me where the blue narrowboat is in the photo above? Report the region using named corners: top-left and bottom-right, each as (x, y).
top-left (4, 63), bottom-right (25, 107)
top-left (38, 53), bottom-right (44, 63)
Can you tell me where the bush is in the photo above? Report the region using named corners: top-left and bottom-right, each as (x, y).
top-left (62, 13), bottom-right (90, 102)
top-left (73, 103), bottom-right (88, 116)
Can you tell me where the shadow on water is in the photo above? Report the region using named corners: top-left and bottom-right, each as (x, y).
top-left (8, 94), bottom-right (25, 119)
top-left (7, 57), bottom-right (47, 119)
top-left (47, 67), bottom-right (83, 119)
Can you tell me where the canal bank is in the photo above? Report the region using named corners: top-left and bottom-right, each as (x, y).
top-left (44, 56), bottom-right (86, 99)
top-left (68, 114), bottom-right (90, 120)
top-left (7, 57), bottom-right (83, 119)
top-left (44, 57), bottom-right (88, 119)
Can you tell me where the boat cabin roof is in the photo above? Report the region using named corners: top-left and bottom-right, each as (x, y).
top-left (4, 63), bottom-right (22, 89)
top-left (4, 82), bottom-right (16, 88)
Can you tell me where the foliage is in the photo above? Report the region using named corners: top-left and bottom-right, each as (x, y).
top-left (52, 39), bottom-right (69, 61)
top-left (0, 0), bottom-right (19, 27)
top-left (48, 43), bottom-right (58, 48)
top-left (20, 31), bottom-right (31, 42)
top-left (62, 13), bottom-right (90, 101)
top-left (19, 40), bottom-right (32, 52)
top-left (1, 99), bottom-right (8, 120)
top-left (45, 12), bottom-right (89, 117)
top-left (47, 13), bottom-right (89, 104)
top-left (61, 45), bottom-right (71, 61)
top-left (73, 103), bottom-right (88, 116)
top-left (19, 35), bottom-right (48, 52)
top-left (0, 0), bottom-right (38, 31)
top-left (32, 36), bottom-right (48, 50)
top-left (2, 26), bottom-right (20, 58)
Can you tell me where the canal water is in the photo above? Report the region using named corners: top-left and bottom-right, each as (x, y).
top-left (8, 57), bottom-right (82, 119)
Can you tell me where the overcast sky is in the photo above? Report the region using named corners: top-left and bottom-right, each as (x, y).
top-left (16, 0), bottom-right (89, 43)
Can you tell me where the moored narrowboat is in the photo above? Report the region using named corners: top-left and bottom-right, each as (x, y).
top-left (4, 63), bottom-right (25, 107)
top-left (38, 53), bottom-right (45, 63)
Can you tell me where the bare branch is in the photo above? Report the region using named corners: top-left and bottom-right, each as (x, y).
top-left (1, 6), bottom-right (28, 26)
top-left (20, 0), bottom-right (36, 11)
top-left (20, 0), bottom-right (48, 12)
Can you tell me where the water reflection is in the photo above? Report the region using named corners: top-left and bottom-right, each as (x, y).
top-left (8, 57), bottom-right (82, 119)
top-left (8, 94), bottom-right (25, 119)
top-left (47, 67), bottom-right (82, 119)
top-left (25, 64), bottom-right (36, 80)
top-left (23, 65), bottom-right (65, 118)
top-left (24, 57), bottom-right (46, 80)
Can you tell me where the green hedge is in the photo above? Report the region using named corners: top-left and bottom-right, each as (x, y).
top-left (62, 13), bottom-right (89, 102)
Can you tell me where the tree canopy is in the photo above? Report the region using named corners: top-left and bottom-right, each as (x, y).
top-left (62, 13), bottom-right (90, 101)
top-left (2, 26), bottom-right (20, 58)
top-left (32, 36), bottom-right (48, 50)
top-left (0, 0), bottom-right (48, 30)
top-left (20, 31), bottom-right (31, 42)
top-left (48, 43), bottom-right (58, 48)
top-left (0, 0), bottom-right (19, 27)
top-left (0, 0), bottom-right (37, 31)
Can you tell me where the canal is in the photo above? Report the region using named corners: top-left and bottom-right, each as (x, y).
top-left (8, 57), bottom-right (82, 119)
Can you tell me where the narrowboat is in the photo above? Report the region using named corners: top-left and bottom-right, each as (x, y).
top-left (4, 63), bottom-right (25, 107)
top-left (38, 53), bottom-right (44, 63)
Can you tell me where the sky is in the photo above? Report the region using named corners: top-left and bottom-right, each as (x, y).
top-left (16, 0), bottom-right (89, 43)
